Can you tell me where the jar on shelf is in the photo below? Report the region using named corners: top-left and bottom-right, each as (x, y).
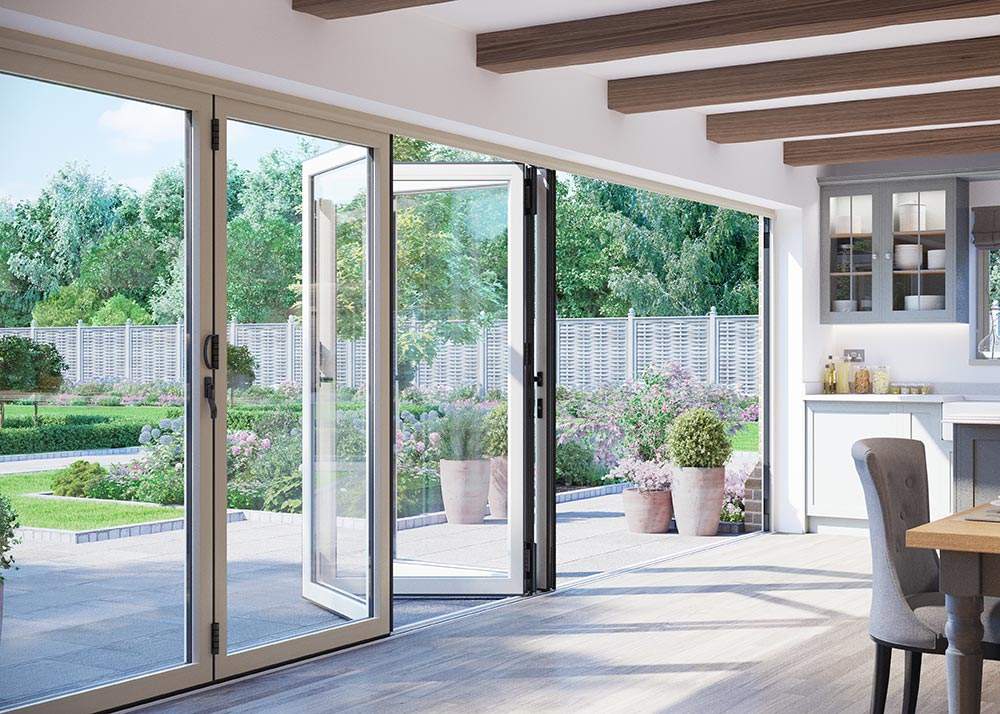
top-left (872, 366), bottom-right (890, 395)
top-left (854, 365), bottom-right (872, 394)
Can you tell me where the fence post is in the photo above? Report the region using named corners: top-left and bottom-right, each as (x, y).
top-left (29, 319), bottom-right (36, 341)
top-left (707, 307), bottom-right (719, 385)
top-left (124, 320), bottom-right (133, 382)
top-left (625, 308), bottom-right (637, 382)
top-left (175, 319), bottom-right (184, 382)
top-left (74, 320), bottom-right (85, 383)
top-left (286, 315), bottom-right (295, 384)
top-left (345, 340), bottom-right (356, 389)
top-left (478, 322), bottom-right (489, 397)
top-left (230, 317), bottom-right (238, 347)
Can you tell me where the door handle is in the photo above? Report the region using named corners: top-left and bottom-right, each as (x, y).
top-left (204, 376), bottom-right (218, 420)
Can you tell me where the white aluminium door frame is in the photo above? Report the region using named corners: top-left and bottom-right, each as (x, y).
top-left (392, 162), bottom-right (527, 597)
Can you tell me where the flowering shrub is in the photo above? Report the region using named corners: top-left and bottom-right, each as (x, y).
top-left (621, 363), bottom-right (742, 462)
top-left (557, 385), bottom-right (630, 467)
top-left (606, 457), bottom-right (671, 492)
top-left (740, 399), bottom-right (759, 423)
top-left (721, 460), bottom-right (755, 523)
top-left (397, 409), bottom-right (444, 517)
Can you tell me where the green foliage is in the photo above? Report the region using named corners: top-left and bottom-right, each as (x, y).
top-left (0, 417), bottom-right (150, 455)
top-left (482, 401), bottom-right (508, 457)
top-left (555, 440), bottom-right (602, 488)
top-left (51, 460), bottom-right (107, 497)
top-left (226, 217), bottom-right (299, 322)
top-left (91, 295), bottom-right (153, 326)
top-left (0, 493), bottom-right (20, 579)
top-left (667, 408), bottom-right (733, 469)
top-left (31, 283), bottom-right (99, 326)
top-left (227, 344), bottom-right (257, 389)
top-left (78, 225), bottom-right (166, 305)
top-left (0, 335), bottom-right (66, 394)
top-left (439, 403), bottom-right (487, 460)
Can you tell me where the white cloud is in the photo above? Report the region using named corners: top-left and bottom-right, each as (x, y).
top-left (98, 100), bottom-right (182, 155)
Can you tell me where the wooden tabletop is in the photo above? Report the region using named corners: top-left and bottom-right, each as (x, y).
top-left (907, 504), bottom-right (1000, 554)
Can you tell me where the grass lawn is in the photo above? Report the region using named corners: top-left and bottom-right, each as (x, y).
top-left (732, 421), bottom-right (759, 452)
top-left (4, 404), bottom-right (174, 420)
top-left (0, 470), bottom-right (182, 531)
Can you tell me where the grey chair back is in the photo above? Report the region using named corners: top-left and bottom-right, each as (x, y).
top-left (853, 438), bottom-right (941, 650)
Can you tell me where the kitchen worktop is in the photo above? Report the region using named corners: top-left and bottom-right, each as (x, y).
top-left (942, 401), bottom-right (1000, 425)
top-left (804, 393), bottom-right (966, 403)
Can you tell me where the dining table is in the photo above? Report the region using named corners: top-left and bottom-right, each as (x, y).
top-left (907, 503), bottom-right (1000, 713)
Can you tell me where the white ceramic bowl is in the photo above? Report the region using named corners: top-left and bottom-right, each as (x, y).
top-left (833, 299), bottom-right (857, 313)
top-left (894, 244), bottom-right (923, 270)
top-left (927, 249), bottom-right (946, 270)
top-left (904, 294), bottom-right (945, 311)
top-left (860, 299), bottom-right (873, 311)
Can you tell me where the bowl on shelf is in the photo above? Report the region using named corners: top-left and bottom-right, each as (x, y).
top-left (859, 298), bottom-right (873, 311)
top-left (894, 244), bottom-right (923, 270)
top-left (833, 299), bottom-right (857, 312)
top-left (927, 249), bottom-right (946, 270)
top-left (904, 294), bottom-right (945, 311)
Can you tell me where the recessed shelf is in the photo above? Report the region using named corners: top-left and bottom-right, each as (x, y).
top-left (830, 233), bottom-right (872, 239)
top-left (830, 271), bottom-right (872, 277)
top-left (893, 269), bottom-right (946, 275)
top-left (893, 230), bottom-right (945, 237)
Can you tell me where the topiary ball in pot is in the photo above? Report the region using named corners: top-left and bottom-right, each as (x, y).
top-left (667, 408), bottom-right (732, 536)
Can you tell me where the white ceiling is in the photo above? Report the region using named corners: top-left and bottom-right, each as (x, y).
top-left (414, 1), bottom-right (1000, 116)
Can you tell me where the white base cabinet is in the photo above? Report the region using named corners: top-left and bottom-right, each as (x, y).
top-left (806, 400), bottom-right (953, 529)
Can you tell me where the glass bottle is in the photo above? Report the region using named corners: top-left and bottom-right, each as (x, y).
top-left (872, 365), bottom-right (890, 395)
top-left (854, 364), bottom-right (872, 394)
top-left (835, 358), bottom-right (852, 395)
top-left (822, 355), bottom-right (837, 394)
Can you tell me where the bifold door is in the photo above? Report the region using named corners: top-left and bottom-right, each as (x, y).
top-left (392, 163), bottom-right (531, 596)
top-left (212, 100), bottom-right (392, 679)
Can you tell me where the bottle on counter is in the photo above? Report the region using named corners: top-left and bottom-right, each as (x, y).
top-left (835, 358), bottom-right (852, 395)
top-left (822, 355), bottom-right (837, 394)
top-left (872, 365), bottom-right (890, 395)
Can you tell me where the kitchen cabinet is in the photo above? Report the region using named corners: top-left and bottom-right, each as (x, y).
top-left (805, 398), bottom-right (953, 528)
top-left (820, 177), bottom-right (969, 324)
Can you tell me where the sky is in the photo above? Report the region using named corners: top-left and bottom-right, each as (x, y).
top-left (0, 71), bottom-right (338, 203)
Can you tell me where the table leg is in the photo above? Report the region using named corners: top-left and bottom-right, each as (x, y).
top-left (945, 593), bottom-right (984, 714)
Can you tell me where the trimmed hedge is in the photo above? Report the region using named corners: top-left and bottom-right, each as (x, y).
top-left (0, 418), bottom-right (149, 456)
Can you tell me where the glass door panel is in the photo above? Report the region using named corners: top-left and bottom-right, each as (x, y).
top-left (892, 190), bottom-right (947, 313)
top-left (0, 70), bottom-right (211, 711)
top-left (829, 194), bottom-right (873, 314)
top-left (214, 104), bottom-right (390, 677)
top-left (392, 163), bottom-right (527, 596)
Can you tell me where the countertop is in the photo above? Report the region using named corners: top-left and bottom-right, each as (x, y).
top-left (942, 401), bottom-right (1000, 426)
top-left (804, 393), bottom-right (966, 403)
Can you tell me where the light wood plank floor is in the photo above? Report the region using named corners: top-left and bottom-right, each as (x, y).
top-left (139, 533), bottom-right (1000, 713)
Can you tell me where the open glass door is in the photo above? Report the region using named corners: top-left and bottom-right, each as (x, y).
top-left (392, 162), bottom-right (529, 596)
top-left (213, 100), bottom-right (391, 678)
top-left (301, 146), bottom-right (371, 620)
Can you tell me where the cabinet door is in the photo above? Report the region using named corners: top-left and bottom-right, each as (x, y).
top-left (909, 407), bottom-right (953, 521)
top-left (822, 189), bottom-right (877, 323)
top-left (807, 405), bottom-right (908, 519)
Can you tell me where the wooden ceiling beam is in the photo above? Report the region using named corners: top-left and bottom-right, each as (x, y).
top-left (477, 0), bottom-right (1000, 73)
top-left (292, 0), bottom-right (452, 20)
top-left (783, 123), bottom-right (1000, 165)
top-left (608, 35), bottom-right (1000, 113)
top-left (707, 87), bottom-right (1000, 143)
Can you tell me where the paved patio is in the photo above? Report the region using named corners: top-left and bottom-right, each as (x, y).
top-left (0, 490), bottom-right (731, 710)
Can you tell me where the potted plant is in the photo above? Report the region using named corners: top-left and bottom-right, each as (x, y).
top-left (608, 457), bottom-right (672, 533)
top-left (667, 407), bottom-right (732, 536)
top-left (0, 494), bottom-right (20, 641)
top-left (438, 402), bottom-right (490, 524)
top-left (482, 401), bottom-right (508, 518)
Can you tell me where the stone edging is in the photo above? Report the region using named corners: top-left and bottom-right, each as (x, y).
top-left (0, 446), bottom-right (140, 463)
top-left (17, 510), bottom-right (245, 544)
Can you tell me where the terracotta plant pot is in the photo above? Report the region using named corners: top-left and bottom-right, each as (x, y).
top-left (622, 488), bottom-right (673, 533)
top-left (488, 456), bottom-right (508, 518)
top-left (671, 466), bottom-right (725, 536)
top-left (439, 459), bottom-right (490, 524)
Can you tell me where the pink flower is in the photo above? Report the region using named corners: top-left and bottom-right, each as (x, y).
top-left (414, 441), bottom-right (425, 453)
top-left (261, 438), bottom-right (271, 449)
top-left (231, 445), bottom-right (241, 456)
top-left (429, 432), bottom-right (440, 446)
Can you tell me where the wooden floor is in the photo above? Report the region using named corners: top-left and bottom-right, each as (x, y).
top-left (139, 533), bottom-right (1000, 713)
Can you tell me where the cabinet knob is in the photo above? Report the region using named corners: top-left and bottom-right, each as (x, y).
top-left (885, 252), bottom-right (892, 261)
top-left (872, 253), bottom-right (879, 260)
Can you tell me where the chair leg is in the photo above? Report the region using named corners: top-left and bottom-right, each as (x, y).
top-left (871, 643), bottom-right (892, 714)
top-left (902, 651), bottom-right (921, 714)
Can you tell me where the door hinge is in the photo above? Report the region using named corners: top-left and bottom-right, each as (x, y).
top-left (211, 118), bottom-right (220, 152)
top-left (523, 169), bottom-right (537, 217)
top-left (536, 397), bottom-right (543, 419)
top-left (524, 542), bottom-right (536, 580)
top-left (211, 621), bottom-right (220, 655)
top-left (532, 371), bottom-right (544, 387)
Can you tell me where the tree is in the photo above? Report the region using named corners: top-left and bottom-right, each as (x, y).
top-left (31, 283), bottom-right (100, 326)
top-left (91, 295), bottom-right (153, 326)
top-left (0, 335), bottom-right (66, 426)
top-left (78, 225), bottom-right (166, 305)
top-left (226, 216), bottom-right (299, 322)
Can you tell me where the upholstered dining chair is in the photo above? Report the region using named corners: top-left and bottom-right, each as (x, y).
top-left (853, 438), bottom-right (1000, 714)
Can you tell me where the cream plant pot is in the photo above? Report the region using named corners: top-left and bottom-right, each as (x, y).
top-left (439, 459), bottom-right (491, 524)
top-left (671, 466), bottom-right (724, 536)
top-left (622, 488), bottom-right (673, 534)
top-left (488, 456), bottom-right (508, 519)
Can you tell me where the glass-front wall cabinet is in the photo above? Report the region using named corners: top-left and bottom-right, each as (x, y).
top-left (821, 179), bottom-right (968, 324)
